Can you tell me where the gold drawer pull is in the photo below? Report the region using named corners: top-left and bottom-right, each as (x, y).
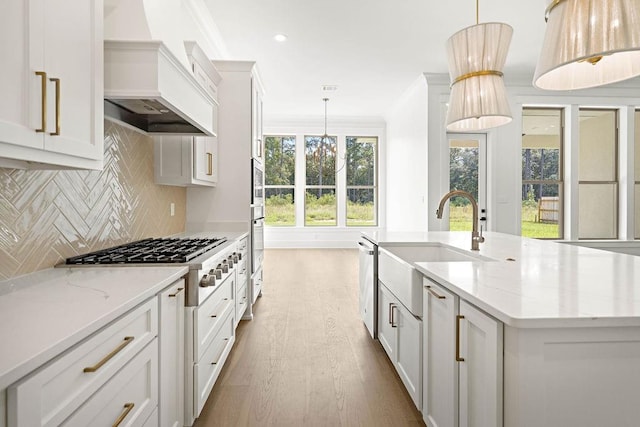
top-left (83, 336), bottom-right (134, 373)
top-left (168, 287), bottom-right (184, 297)
top-left (49, 77), bottom-right (60, 136)
top-left (426, 286), bottom-right (446, 299)
top-left (112, 402), bottom-right (135, 427)
top-left (210, 338), bottom-right (230, 365)
top-left (206, 152), bottom-right (213, 176)
top-left (456, 315), bottom-right (465, 362)
top-left (35, 71), bottom-right (47, 132)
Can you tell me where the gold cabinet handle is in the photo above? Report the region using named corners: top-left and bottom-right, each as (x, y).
top-left (210, 338), bottom-right (230, 365)
top-left (390, 304), bottom-right (397, 328)
top-left (112, 402), bottom-right (135, 427)
top-left (426, 286), bottom-right (446, 299)
top-left (83, 336), bottom-right (134, 373)
top-left (49, 77), bottom-right (60, 136)
top-left (168, 287), bottom-right (184, 297)
top-left (206, 152), bottom-right (213, 176)
top-left (456, 315), bottom-right (465, 362)
top-left (35, 71), bottom-right (47, 132)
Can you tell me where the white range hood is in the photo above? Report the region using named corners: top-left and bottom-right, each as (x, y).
top-left (103, 0), bottom-right (215, 135)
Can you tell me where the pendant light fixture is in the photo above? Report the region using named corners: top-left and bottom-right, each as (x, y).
top-left (534, 0), bottom-right (640, 91)
top-left (445, 0), bottom-right (513, 132)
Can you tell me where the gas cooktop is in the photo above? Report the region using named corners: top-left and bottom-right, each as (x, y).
top-left (65, 237), bottom-right (227, 265)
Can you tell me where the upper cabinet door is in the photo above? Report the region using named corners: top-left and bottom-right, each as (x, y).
top-left (251, 77), bottom-right (264, 161)
top-left (0, 0), bottom-right (103, 169)
top-left (42, 0), bottom-right (103, 161)
top-left (0, 1), bottom-right (44, 152)
top-left (193, 136), bottom-right (218, 185)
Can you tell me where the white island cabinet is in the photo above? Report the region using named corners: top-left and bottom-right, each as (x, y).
top-left (0, 266), bottom-right (188, 427)
top-left (377, 283), bottom-right (422, 409)
top-left (0, 0), bottom-right (103, 170)
top-left (422, 279), bottom-right (502, 427)
top-left (363, 230), bottom-right (640, 427)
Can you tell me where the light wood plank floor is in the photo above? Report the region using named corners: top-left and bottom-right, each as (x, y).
top-left (194, 249), bottom-right (425, 426)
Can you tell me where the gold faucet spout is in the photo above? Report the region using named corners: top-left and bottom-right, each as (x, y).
top-left (436, 190), bottom-right (484, 250)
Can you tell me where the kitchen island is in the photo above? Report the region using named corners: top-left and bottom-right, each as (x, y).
top-left (363, 230), bottom-right (640, 427)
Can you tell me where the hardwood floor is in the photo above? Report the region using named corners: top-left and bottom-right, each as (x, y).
top-left (194, 249), bottom-right (425, 426)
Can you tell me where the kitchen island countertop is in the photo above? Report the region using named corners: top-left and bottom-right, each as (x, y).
top-left (362, 230), bottom-right (640, 328)
top-left (0, 266), bottom-right (188, 390)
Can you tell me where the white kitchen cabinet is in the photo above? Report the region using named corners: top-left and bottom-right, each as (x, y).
top-left (1, 389), bottom-right (5, 427)
top-left (422, 278), bottom-right (503, 427)
top-left (60, 342), bottom-right (158, 427)
top-left (155, 135), bottom-right (218, 187)
top-left (458, 300), bottom-right (503, 427)
top-left (251, 77), bottom-right (264, 162)
top-left (378, 283), bottom-right (422, 409)
top-left (159, 280), bottom-right (185, 427)
top-left (378, 283), bottom-right (397, 360)
top-left (7, 298), bottom-right (158, 426)
top-left (0, 0), bottom-right (103, 170)
top-left (423, 280), bottom-right (458, 427)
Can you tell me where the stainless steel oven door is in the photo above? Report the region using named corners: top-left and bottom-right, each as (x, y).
top-left (251, 210), bottom-right (264, 275)
top-left (252, 159), bottom-right (264, 206)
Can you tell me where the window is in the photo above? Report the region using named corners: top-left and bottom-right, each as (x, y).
top-left (264, 136), bottom-right (296, 226)
top-left (305, 135), bottom-right (337, 226)
top-left (579, 109), bottom-right (618, 239)
top-left (521, 108), bottom-right (563, 239)
top-left (346, 136), bottom-right (377, 226)
top-left (448, 135), bottom-right (486, 231)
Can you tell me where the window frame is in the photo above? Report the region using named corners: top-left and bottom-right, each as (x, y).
top-left (345, 135), bottom-right (378, 227)
top-left (304, 134), bottom-right (338, 227)
top-left (578, 108), bottom-right (619, 240)
top-left (521, 107), bottom-right (565, 240)
top-left (264, 135), bottom-right (297, 226)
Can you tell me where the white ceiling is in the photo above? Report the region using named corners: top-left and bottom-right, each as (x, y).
top-left (203, 0), bottom-right (547, 120)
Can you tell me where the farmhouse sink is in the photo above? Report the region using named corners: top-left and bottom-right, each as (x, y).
top-left (378, 243), bottom-right (494, 317)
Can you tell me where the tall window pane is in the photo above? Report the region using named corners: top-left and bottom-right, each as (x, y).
top-left (346, 136), bottom-right (377, 226)
top-left (265, 135), bottom-right (295, 226)
top-left (305, 135), bottom-right (336, 226)
top-left (449, 139), bottom-right (479, 231)
top-left (579, 109), bottom-right (618, 239)
top-left (521, 108), bottom-right (563, 239)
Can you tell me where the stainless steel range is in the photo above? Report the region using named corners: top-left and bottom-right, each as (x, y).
top-left (64, 236), bottom-right (234, 306)
top-left (62, 234), bottom-right (247, 425)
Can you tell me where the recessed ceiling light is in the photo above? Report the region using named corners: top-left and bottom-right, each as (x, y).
top-left (322, 85), bottom-right (338, 92)
top-left (274, 34), bottom-right (287, 42)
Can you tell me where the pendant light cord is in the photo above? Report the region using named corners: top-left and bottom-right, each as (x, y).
top-left (476, 0), bottom-right (479, 24)
top-left (323, 97), bottom-right (328, 137)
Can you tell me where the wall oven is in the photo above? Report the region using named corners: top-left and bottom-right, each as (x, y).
top-left (252, 158), bottom-right (264, 206)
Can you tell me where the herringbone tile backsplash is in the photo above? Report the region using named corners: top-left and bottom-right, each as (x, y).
top-left (0, 121), bottom-right (186, 280)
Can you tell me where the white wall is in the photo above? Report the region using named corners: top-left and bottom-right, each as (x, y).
top-left (385, 76), bottom-right (429, 231)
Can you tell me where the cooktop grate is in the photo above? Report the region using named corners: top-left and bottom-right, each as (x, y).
top-left (65, 237), bottom-right (227, 264)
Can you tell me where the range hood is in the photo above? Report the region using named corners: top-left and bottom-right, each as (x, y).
top-left (103, 0), bottom-right (216, 135)
top-left (104, 41), bottom-right (215, 135)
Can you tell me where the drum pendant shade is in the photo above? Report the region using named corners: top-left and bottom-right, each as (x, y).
top-left (445, 22), bottom-right (514, 132)
top-left (534, 0), bottom-right (640, 90)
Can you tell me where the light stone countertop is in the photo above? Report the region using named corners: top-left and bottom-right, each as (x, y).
top-left (362, 230), bottom-right (640, 328)
top-left (0, 266), bottom-right (188, 390)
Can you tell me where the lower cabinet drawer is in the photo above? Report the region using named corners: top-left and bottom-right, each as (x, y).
top-left (251, 268), bottom-right (263, 304)
top-left (8, 299), bottom-right (157, 427)
top-left (195, 276), bottom-right (234, 360)
top-left (62, 340), bottom-right (158, 427)
top-left (236, 284), bottom-right (248, 325)
top-left (194, 309), bottom-right (235, 417)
